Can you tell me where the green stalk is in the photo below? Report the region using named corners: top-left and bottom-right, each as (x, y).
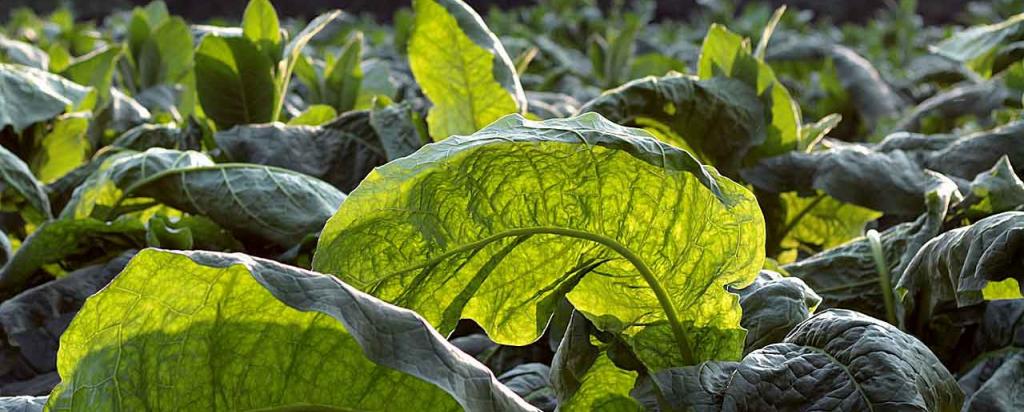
top-left (866, 229), bottom-right (897, 325)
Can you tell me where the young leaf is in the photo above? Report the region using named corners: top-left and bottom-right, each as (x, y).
top-left (314, 113), bottom-right (765, 369)
top-left (930, 12), bottom-right (1024, 74)
top-left (194, 35), bottom-right (276, 129)
top-left (241, 0), bottom-right (281, 60)
top-left (274, 10), bottom-right (341, 121)
top-left (408, 0), bottom-right (526, 139)
top-left (45, 249), bottom-right (536, 411)
top-left (286, 104), bottom-right (336, 126)
top-left (698, 24), bottom-right (801, 158)
top-left (323, 31), bottom-right (363, 113)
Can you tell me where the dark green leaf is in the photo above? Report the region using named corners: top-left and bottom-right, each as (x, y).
top-left (195, 35), bottom-right (276, 128)
top-left (0, 63), bottom-right (92, 133)
top-left (215, 112), bottom-right (386, 192)
top-left (577, 73), bottom-right (765, 177)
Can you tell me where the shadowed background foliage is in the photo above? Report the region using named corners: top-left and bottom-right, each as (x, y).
top-left (2, 0), bottom-right (972, 24)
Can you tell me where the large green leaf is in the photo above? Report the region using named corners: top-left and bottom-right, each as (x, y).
top-left (408, 0), bottom-right (526, 139)
top-left (0, 63), bottom-right (92, 133)
top-left (46, 249), bottom-right (535, 411)
top-left (61, 148), bottom-right (214, 221)
top-left (0, 144), bottom-right (52, 219)
top-left (577, 73), bottom-right (766, 177)
top-left (61, 148), bottom-right (343, 247)
top-left (314, 113), bottom-right (765, 369)
top-left (697, 24), bottom-right (801, 158)
top-left (194, 35), bottom-right (276, 129)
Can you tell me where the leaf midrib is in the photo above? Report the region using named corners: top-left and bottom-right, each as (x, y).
top-left (371, 225), bottom-right (697, 365)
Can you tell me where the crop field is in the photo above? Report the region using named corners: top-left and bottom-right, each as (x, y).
top-left (0, 0), bottom-right (1022, 410)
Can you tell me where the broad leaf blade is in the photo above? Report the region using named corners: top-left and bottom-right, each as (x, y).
top-left (45, 249), bottom-right (536, 411)
top-left (314, 113), bottom-right (765, 369)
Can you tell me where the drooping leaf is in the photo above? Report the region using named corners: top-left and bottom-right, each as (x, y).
top-left (898, 211), bottom-right (1024, 329)
top-left (732, 270), bottom-right (820, 354)
top-left (0, 144), bottom-right (52, 219)
top-left (497, 363), bottom-right (557, 412)
top-left (577, 73), bottom-right (766, 177)
top-left (891, 80), bottom-right (1013, 133)
top-left (0, 63), bottom-right (92, 133)
top-left (640, 310), bottom-right (963, 411)
top-left (314, 113), bottom-right (765, 369)
top-left (768, 38), bottom-right (904, 131)
top-left (194, 35), bottom-right (276, 129)
top-left (0, 36), bottom-right (49, 69)
top-left (61, 148), bottom-right (214, 220)
top-left (960, 155), bottom-right (1024, 217)
top-left (45, 249), bottom-right (536, 411)
top-left (0, 252), bottom-right (134, 382)
top-left (742, 143), bottom-right (955, 215)
top-left (215, 112), bottom-right (387, 192)
top-left (783, 180), bottom-right (959, 319)
top-left (408, 0), bottom-right (526, 139)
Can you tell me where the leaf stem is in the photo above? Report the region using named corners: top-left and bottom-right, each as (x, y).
top-left (866, 229), bottom-right (897, 325)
